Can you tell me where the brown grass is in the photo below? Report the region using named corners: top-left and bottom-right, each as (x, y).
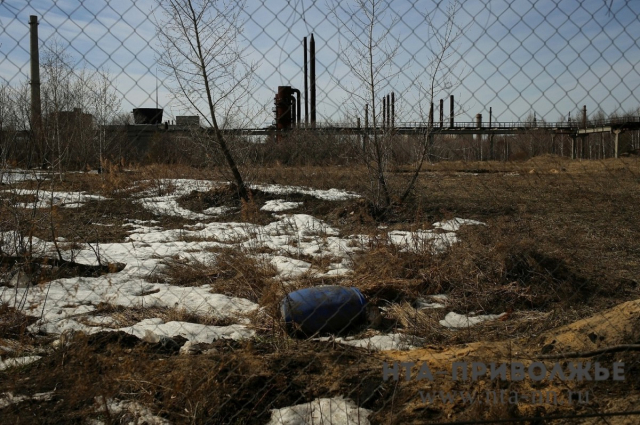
top-left (1, 156), bottom-right (639, 423)
top-left (151, 248), bottom-right (278, 304)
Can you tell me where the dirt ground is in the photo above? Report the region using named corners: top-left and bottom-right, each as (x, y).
top-left (1, 156), bottom-right (639, 424)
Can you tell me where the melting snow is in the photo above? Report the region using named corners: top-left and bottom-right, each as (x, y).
top-left (93, 398), bottom-right (170, 425)
top-left (316, 333), bottom-right (423, 351)
top-left (267, 397), bottom-right (372, 425)
top-left (433, 218), bottom-right (486, 232)
top-left (261, 199), bottom-right (302, 212)
top-left (0, 391), bottom-right (54, 409)
top-left (0, 355), bottom-right (42, 371)
top-left (251, 183), bottom-right (361, 201)
top-left (439, 312), bottom-right (506, 328)
top-left (119, 319), bottom-right (254, 343)
top-left (1, 177), bottom-right (486, 344)
top-left (1, 188), bottom-right (107, 209)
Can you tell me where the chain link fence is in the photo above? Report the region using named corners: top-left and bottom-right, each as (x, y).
top-left (1, 0), bottom-right (639, 423)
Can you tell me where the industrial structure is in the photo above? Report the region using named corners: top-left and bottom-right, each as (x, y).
top-left (22, 16), bottom-right (640, 162)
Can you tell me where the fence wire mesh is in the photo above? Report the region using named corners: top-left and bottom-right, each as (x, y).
top-left (1, 0), bottom-right (640, 423)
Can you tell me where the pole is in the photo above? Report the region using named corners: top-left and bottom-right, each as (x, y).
top-left (310, 34), bottom-right (316, 127)
top-left (304, 36), bottom-right (308, 126)
top-left (449, 95), bottom-right (454, 127)
top-left (29, 16), bottom-right (42, 139)
top-left (391, 92), bottom-right (395, 130)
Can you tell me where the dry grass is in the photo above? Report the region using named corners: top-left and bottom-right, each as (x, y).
top-left (87, 303), bottom-right (238, 327)
top-left (151, 248), bottom-right (278, 304)
top-left (1, 156), bottom-right (639, 423)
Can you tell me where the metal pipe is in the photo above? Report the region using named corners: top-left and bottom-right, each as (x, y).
top-left (386, 94), bottom-right (390, 128)
top-left (449, 95), bottom-right (454, 127)
top-left (489, 107), bottom-right (492, 128)
top-left (292, 88), bottom-right (301, 127)
top-left (365, 103), bottom-right (368, 131)
top-left (291, 96), bottom-right (297, 126)
top-left (304, 37), bottom-right (308, 126)
top-left (429, 102), bottom-right (434, 127)
top-left (29, 15), bottom-right (42, 134)
top-left (391, 92), bottom-right (395, 129)
top-left (382, 96), bottom-right (386, 130)
top-left (310, 34), bottom-right (316, 127)
top-left (440, 99), bottom-right (443, 128)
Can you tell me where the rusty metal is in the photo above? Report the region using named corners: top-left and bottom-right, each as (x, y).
top-left (274, 86), bottom-right (301, 135)
top-left (310, 34), bottom-right (316, 127)
top-left (275, 86), bottom-right (293, 133)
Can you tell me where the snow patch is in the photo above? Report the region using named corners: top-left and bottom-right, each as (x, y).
top-left (251, 183), bottom-right (360, 201)
top-left (267, 397), bottom-right (372, 425)
top-left (316, 333), bottom-right (422, 351)
top-left (261, 199), bottom-right (303, 212)
top-left (120, 319), bottom-right (255, 343)
top-left (0, 391), bottom-right (54, 409)
top-left (0, 355), bottom-right (42, 371)
top-left (433, 218), bottom-right (486, 232)
top-left (439, 312), bottom-right (506, 328)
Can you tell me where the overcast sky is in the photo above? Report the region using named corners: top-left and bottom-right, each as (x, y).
top-left (1, 0), bottom-right (638, 126)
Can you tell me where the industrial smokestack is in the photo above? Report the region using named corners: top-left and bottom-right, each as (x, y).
top-left (449, 95), bottom-right (454, 127)
top-left (386, 94), bottom-right (390, 128)
top-left (304, 37), bottom-right (308, 126)
top-left (391, 92), bottom-right (395, 129)
top-left (29, 15), bottom-right (42, 135)
top-left (310, 34), bottom-right (316, 127)
top-left (382, 96), bottom-right (386, 130)
top-left (429, 102), bottom-right (434, 127)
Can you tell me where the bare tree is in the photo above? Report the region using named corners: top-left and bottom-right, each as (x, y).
top-left (331, 0), bottom-right (402, 209)
top-left (332, 0), bottom-right (465, 212)
top-left (401, 0), bottom-right (466, 202)
top-left (89, 69), bottom-right (121, 169)
top-left (154, 0), bottom-right (256, 201)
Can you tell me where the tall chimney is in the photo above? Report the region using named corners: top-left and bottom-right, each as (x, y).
top-left (304, 36), bottom-right (308, 126)
top-left (386, 94), bottom-right (390, 128)
top-left (310, 34), bottom-right (316, 127)
top-left (382, 96), bottom-right (386, 130)
top-left (29, 15), bottom-right (42, 135)
top-left (439, 99), bottom-right (443, 127)
top-left (391, 92), bottom-right (395, 129)
top-left (449, 95), bottom-right (454, 127)
top-left (429, 102), bottom-right (434, 127)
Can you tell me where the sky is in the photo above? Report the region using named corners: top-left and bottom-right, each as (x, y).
top-left (1, 0), bottom-right (638, 127)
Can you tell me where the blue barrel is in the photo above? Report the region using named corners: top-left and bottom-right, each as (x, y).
top-left (281, 286), bottom-right (367, 336)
